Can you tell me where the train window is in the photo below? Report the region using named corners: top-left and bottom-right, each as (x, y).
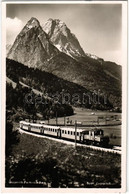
top-left (65, 131), bottom-right (67, 134)
top-left (95, 131), bottom-right (100, 135)
top-left (62, 130), bottom-right (64, 133)
top-left (71, 131), bottom-right (72, 135)
top-left (85, 131), bottom-right (89, 135)
top-left (100, 130), bottom-right (103, 135)
top-left (68, 131), bottom-right (69, 134)
top-left (74, 132), bottom-right (75, 135)
top-left (77, 132), bottom-right (79, 136)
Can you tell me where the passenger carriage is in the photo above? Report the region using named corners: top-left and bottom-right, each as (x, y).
top-left (20, 121), bottom-right (43, 133)
top-left (43, 125), bottom-right (61, 138)
top-left (60, 127), bottom-right (83, 141)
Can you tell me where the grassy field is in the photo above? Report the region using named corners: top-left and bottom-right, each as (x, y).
top-left (6, 131), bottom-right (121, 188)
top-left (48, 107), bottom-right (121, 124)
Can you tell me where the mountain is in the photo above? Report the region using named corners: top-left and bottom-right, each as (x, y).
top-left (7, 17), bottom-right (59, 68)
top-left (7, 17), bottom-right (122, 110)
top-left (43, 18), bottom-right (85, 59)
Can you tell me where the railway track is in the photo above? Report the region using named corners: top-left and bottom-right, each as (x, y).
top-left (18, 128), bottom-right (121, 155)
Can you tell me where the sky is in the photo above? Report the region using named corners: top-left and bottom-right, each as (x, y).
top-left (6, 3), bottom-right (122, 64)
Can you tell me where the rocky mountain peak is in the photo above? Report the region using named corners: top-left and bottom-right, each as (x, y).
top-left (28, 17), bottom-right (40, 26)
top-left (20, 17), bottom-right (40, 35)
top-left (7, 17), bottom-right (59, 68)
top-left (43, 18), bottom-right (86, 59)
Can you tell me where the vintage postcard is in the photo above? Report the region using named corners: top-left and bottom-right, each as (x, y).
top-left (1, 1), bottom-right (127, 193)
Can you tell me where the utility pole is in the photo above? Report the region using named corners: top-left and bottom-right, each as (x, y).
top-left (56, 111), bottom-right (58, 126)
top-left (75, 120), bottom-right (77, 149)
top-left (97, 116), bottom-right (99, 125)
top-left (32, 113), bottom-right (34, 123)
top-left (105, 115), bottom-right (107, 125)
top-left (48, 117), bottom-right (49, 125)
top-left (64, 114), bottom-right (66, 126)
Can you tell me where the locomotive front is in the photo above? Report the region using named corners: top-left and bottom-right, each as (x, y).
top-left (82, 128), bottom-right (109, 146)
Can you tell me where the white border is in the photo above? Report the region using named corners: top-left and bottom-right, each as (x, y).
top-left (1, 1), bottom-right (128, 193)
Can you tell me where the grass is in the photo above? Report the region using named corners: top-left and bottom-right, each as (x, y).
top-left (7, 130), bottom-right (121, 188)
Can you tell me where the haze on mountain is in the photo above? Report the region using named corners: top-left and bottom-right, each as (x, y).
top-left (7, 17), bottom-right (122, 111)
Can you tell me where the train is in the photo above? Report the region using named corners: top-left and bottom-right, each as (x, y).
top-left (19, 121), bottom-right (109, 146)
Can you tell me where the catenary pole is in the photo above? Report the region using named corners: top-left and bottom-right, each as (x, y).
top-left (75, 120), bottom-right (77, 149)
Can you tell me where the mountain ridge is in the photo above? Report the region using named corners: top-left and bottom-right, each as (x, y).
top-left (7, 17), bottom-right (122, 110)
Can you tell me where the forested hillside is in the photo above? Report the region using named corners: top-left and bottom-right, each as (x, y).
top-left (6, 58), bottom-right (113, 111)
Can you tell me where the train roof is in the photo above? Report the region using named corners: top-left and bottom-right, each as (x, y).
top-left (43, 125), bottom-right (60, 129)
top-left (20, 121), bottom-right (29, 124)
top-left (20, 121), bottom-right (103, 133)
top-left (60, 127), bottom-right (84, 132)
top-left (20, 121), bottom-right (43, 127)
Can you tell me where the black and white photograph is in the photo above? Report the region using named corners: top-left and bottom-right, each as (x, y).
top-left (2, 1), bottom-right (127, 192)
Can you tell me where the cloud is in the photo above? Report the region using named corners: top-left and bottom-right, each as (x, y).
top-left (6, 17), bottom-right (23, 44)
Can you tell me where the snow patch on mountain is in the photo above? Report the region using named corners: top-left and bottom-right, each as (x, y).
top-left (42, 18), bottom-right (86, 59)
top-left (86, 53), bottom-right (100, 60)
